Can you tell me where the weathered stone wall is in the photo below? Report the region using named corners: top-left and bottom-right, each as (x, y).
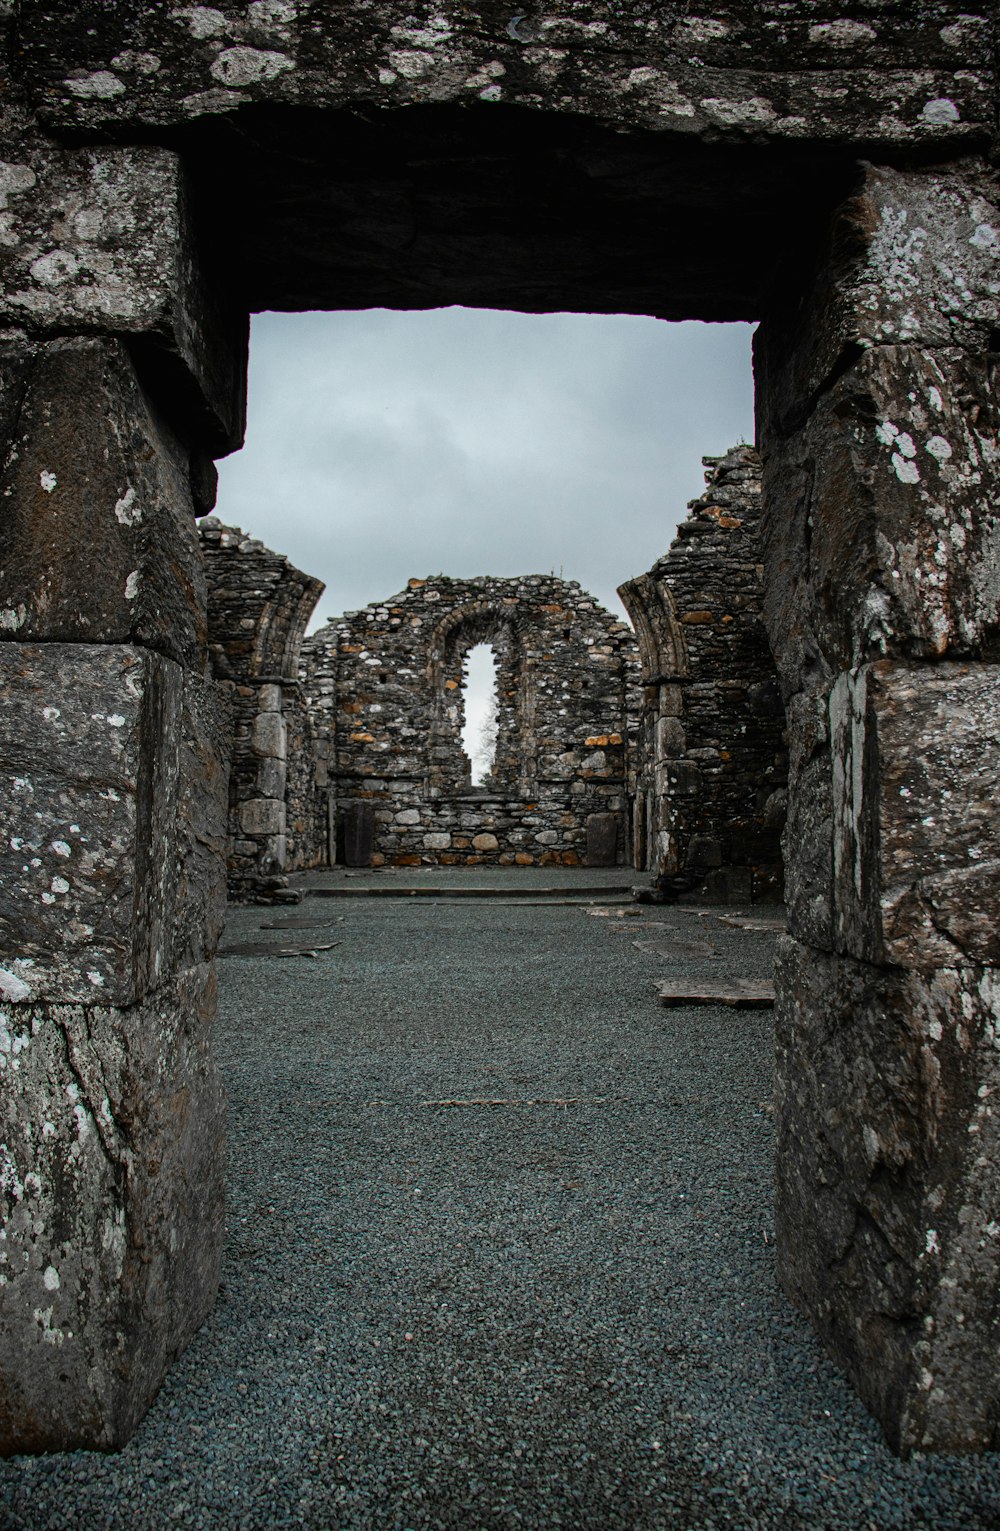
top-left (302, 576), bottom-right (640, 867)
top-left (0, 169), bottom-right (242, 1445)
top-left (199, 518), bottom-right (325, 895)
top-left (621, 446), bottom-right (787, 903)
top-left (756, 161), bottom-right (1000, 1456)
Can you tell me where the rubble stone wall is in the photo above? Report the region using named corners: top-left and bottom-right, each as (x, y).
top-left (199, 517), bottom-right (325, 895)
top-left (621, 446), bottom-right (787, 903)
top-left (302, 576), bottom-right (641, 867)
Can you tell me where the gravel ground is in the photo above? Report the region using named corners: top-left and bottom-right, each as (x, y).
top-left (4, 886), bottom-right (1000, 1529)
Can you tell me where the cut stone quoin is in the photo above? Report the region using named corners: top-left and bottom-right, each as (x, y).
top-left (0, 963), bottom-right (224, 1454)
top-left (829, 661), bottom-right (1000, 972)
top-left (774, 936), bottom-right (1000, 1456)
top-left (0, 643), bottom-right (230, 1007)
top-left (0, 337), bottom-right (213, 672)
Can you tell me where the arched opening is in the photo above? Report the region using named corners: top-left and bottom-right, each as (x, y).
top-left (460, 641), bottom-right (500, 787)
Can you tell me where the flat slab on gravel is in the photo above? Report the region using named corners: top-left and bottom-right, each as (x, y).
top-left (4, 892), bottom-right (1000, 1530)
top-left (657, 976), bottom-right (775, 1008)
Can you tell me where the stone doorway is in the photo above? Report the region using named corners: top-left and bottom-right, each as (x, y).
top-left (0, 6), bottom-right (997, 1460)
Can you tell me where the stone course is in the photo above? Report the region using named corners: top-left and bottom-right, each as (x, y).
top-left (621, 446), bottom-right (787, 903)
top-left (301, 575), bottom-right (641, 868)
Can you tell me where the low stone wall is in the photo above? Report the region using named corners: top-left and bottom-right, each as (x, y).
top-left (621, 446), bottom-right (787, 903)
top-left (302, 574), bottom-right (640, 867)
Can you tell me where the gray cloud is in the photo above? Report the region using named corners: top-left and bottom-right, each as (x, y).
top-left (216, 308), bottom-right (755, 629)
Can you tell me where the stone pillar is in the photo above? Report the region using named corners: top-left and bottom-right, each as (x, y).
top-left (0, 146), bottom-right (245, 1451)
top-left (756, 162), bottom-right (1000, 1453)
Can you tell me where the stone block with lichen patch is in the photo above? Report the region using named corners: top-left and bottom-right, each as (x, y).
top-left (758, 163), bottom-right (1000, 433)
top-left (775, 934), bottom-right (1000, 1455)
top-left (0, 145), bottom-right (245, 450)
top-left (830, 661), bottom-right (1000, 970)
top-left (0, 337), bottom-right (211, 671)
top-left (13, 1), bottom-right (994, 155)
top-left (0, 643), bottom-right (230, 1007)
top-left (760, 346), bottom-right (999, 691)
top-left (0, 962), bottom-right (224, 1454)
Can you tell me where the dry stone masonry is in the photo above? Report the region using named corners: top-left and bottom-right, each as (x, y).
top-left (302, 575), bottom-right (640, 868)
top-left (0, 0), bottom-right (997, 1460)
top-left (621, 446), bottom-right (787, 903)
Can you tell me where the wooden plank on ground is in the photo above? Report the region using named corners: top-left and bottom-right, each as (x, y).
top-left (656, 977), bottom-right (775, 1009)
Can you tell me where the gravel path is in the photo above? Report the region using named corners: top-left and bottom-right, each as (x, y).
top-left (4, 891), bottom-right (1000, 1529)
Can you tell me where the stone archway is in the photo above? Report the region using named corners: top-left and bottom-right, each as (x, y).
top-left (0, 4), bottom-right (997, 1458)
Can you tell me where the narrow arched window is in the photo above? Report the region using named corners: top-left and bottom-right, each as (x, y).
top-left (461, 642), bottom-right (499, 786)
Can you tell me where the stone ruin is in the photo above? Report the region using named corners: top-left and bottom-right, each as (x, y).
top-left (0, 0), bottom-right (997, 1462)
top-left (622, 446), bottom-right (787, 903)
top-left (199, 517), bottom-right (326, 895)
top-left (302, 575), bottom-right (640, 869)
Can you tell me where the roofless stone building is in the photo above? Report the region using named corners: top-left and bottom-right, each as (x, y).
top-left (302, 575), bottom-right (640, 870)
top-left (0, 0), bottom-right (997, 1461)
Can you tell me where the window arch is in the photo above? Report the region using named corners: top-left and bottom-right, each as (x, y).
top-left (426, 601), bottom-right (535, 795)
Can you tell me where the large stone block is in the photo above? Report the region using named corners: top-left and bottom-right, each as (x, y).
top-left (0, 963), bottom-right (225, 1454)
top-left (0, 644), bottom-right (230, 1006)
top-left (759, 345), bottom-right (1000, 689)
top-left (783, 689), bottom-right (834, 950)
top-left (830, 661), bottom-right (1000, 970)
top-left (239, 796), bottom-right (285, 837)
top-left (251, 710), bottom-right (287, 760)
top-left (758, 163), bottom-right (1000, 433)
top-left (0, 337), bottom-right (209, 670)
top-left (0, 145), bottom-right (245, 450)
top-left (774, 935), bottom-right (1000, 1455)
top-left (14, 2), bottom-right (993, 153)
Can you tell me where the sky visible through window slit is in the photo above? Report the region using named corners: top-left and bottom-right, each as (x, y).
top-left (216, 306), bottom-right (755, 717)
top-left (461, 644), bottom-right (500, 785)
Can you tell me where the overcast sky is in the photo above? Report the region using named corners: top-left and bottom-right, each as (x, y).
top-left (215, 308), bottom-right (756, 632)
